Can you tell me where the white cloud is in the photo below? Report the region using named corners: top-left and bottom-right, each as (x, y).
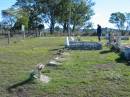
top-left (91, 13), bottom-right (115, 28)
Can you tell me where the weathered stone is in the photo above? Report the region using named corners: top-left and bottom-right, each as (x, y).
top-left (54, 56), bottom-right (65, 62)
top-left (68, 41), bottom-right (102, 50)
top-left (120, 36), bottom-right (129, 40)
top-left (120, 45), bottom-right (130, 60)
top-left (32, 63), bottom-right (45, 79)
top-left (47, 60), bottom-right (61, 66)
top-left (65, 37), bottom-right (102, 50)
top-left (39, 74), bottom-right (50, 83)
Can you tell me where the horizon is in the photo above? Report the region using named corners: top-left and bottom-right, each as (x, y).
top-left (0, 0), bottom-right (130, 29)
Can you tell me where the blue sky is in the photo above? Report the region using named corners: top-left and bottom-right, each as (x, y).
top-left (0, 0), bottom-right (16, 20)
top-left (92, 0), bottom-right (130, 28)
top-left (0, 0), bottom-right (130, 28)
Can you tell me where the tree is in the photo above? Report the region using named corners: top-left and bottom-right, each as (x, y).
top-left (55, 0), bottom-right (94, 34)
top-left (5, 0), bottom-right (94, 35)
top-left (14, 0), bottom-right (43, 30)
top-left (1, 9), bottom-right (16, 44)
top-left (109, 12), bottom-right (126, 32)
top-left (71, 0), bottom-right (94, 32)
top-left (125, 13), bottom-right (130, 31)
top-left (2, 8), bottom-right (17, 29)
top-left (2, 6), bottom-right (30, 31)
top-left (37, 0), bottom-right (62, 34)
top-left (55, 0), bottom-right (70, 33)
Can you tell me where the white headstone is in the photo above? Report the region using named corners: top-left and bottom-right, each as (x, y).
top-left (21, 25), bottom-right (25, 32)
top-left (65, 37), bottom-right (70, 47)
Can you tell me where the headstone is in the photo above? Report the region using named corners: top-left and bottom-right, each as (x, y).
top-left (21, 25), bottom-right (25, 32)
top-left (21, 25), bottom-right (25, 39)
top-left (32, 63), bottom-right (45, 79)
top-left (65, 37), bottom-right (70, 47)
top-left (30, 63), bottom-right (50, 83)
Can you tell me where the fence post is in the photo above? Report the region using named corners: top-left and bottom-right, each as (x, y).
top-left (8, 30), bottom-right (10, 44)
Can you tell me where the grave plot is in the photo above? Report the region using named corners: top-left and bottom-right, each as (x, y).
top-left (106, 33), bottom-right (130, 61)
top-left (47, 49), bottom-right (69, 66)
top-left (120, 45), bottom-right (130, 60)
top-left (120, 36), bottom-right (129, 40)
top-left (65, 37), bottom-right (102, 50)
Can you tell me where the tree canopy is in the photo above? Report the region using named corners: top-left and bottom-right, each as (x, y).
top-left (1, 0), bottom-right (95, 34)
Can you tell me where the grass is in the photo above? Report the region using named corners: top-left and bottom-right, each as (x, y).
top-left (0, 36), bottom-right (130, 97)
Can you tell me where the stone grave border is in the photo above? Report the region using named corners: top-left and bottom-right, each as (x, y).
top-left (65, 37), bottom-right (102, 50)
top-left (107, 33), bottom-right (130, 61)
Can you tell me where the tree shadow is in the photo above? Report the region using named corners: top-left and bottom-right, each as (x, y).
top-left (49, 47), bottom-right (64, 51)
top-left (7, 73), bottom-right (34, 92)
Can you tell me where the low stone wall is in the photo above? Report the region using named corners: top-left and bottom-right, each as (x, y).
top-left (68, 41), bottom-right (102, 50)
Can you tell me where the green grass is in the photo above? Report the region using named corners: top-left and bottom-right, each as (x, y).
top-left (0, 36), bottom-right (130, 97)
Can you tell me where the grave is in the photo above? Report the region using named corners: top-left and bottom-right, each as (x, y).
top-left (106, 32), bottom-right (130, 61)
top-left (31, 63), bottom-right (50, 83)
top-left (65, 37), bottom-right (102, 50)
top-left (120, 36), bottom-right (129, 40)
top-left (120, 45), bottom-right (130, 60)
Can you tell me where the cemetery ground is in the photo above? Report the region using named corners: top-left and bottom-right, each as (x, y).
top-left (0, 36), bottom-right (130, 97)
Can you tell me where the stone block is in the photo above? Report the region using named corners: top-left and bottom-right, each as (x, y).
top-left (120, 45), bottom-right (130, 60)
top-left (120, 36), bottom-right (129, 40)
top-left (68, 41), bottom-right (102, 50)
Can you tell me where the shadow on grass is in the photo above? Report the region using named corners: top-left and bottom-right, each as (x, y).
top-left (100, 50), bottom-right (113, 54)
top-left (49, 47), bottom-right (64, 51)
top-left (7, 74), bottom-right (34, 92)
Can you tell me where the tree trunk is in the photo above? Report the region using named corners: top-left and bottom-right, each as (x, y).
top-left (8, 30), bottom-right (10, 44)
top-left (72, 23), bottom-right (76, 33)
top-left (50, 10), bottom-right (55, 34)
top-left (63, 22), bottom-right (67, 33)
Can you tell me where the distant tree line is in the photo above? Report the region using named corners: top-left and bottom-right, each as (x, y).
top-left (0, 0), bottom-right (95, 36)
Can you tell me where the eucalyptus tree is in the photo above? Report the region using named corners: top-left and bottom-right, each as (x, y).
top-left (2, 8), bottom-right (17, 29)
top-left (71, 0), bottom-right (94, 32)
top-left (1, 8), bottom-right (17, 44)
top-left (109, 12), bottom-right (126, 34)
top-left (55, 0), bottom-right (94, 34)
top-left (125, 13), bottom-right (130, 32)
top-left (5, 0), bottom-right (95, 35)
top-left (2, 7), bottom-right (30, 33)
top-left (55, 0), bottom-right (71, 33)
top-left (14, 0), bottom-right (43, 30)
top-left (37, 0), bottom-right (62, 34)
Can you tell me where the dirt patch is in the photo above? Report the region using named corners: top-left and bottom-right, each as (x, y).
top-left (95, 64), bottom-right (114, 71)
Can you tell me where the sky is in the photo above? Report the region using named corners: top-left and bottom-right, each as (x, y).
top-left (0, 0), bottom-right (130, 29)
top-left (0, 0), bottom-right (16, 21)
top-left (92, 0), bottom-right (130, 28)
